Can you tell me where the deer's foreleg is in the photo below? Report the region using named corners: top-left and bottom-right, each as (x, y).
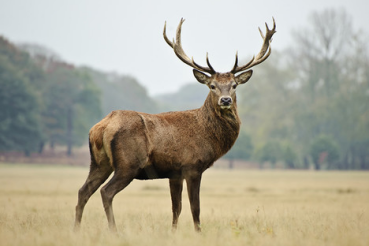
top-left (186, 174), bottom-right (202, 232)
top-left (169, 178), bottom-right (184, 230)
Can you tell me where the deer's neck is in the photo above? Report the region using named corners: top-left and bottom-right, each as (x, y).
top-left (200, 92), bottom-right (241, 156)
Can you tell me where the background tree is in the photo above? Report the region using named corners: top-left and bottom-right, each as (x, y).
top-left (257, 141), bottom-right (282, 169)
top-left (82, 67), bottom-right (160, 116)
top-left (15, 45), bottom-right (102, 156)
top-left (154, 83), bottom-right (208, 112)
top-left (281, 143), bottom-right (298, 169)
top-left (310, 135), bottom-right (339, 170)
top-left (40, 61), bottom-right (101, 155)
top-left (223, 131), bottom-right (253, 168)
top-left (0, 38), bottom-right (43, 154)
top-left (290, 8), bottom-right (369, 169)
top-left (237, 50), bottom-right (298, 153)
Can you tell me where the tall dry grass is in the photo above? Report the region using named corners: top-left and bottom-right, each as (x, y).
top-left (0, 163), bottom-right (368, 246)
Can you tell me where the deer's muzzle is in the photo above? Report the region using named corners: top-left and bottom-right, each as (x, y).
top-left (219, 96), bottom-right (233, 109)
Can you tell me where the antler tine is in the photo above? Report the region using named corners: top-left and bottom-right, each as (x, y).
top-left (231, 51), bottom-right (256, 73)
top-left (234, 51), bottom-right (239, 69)
top-left (231, 18), bottom-right (276, 74)
top-left (206, 53), bottom-right (216, 73)
top-left (163, 21), bottom-right (174, 48)
top-left (258, 27), bottom-right (265, 39)
top-left (163, 18), bottom-right (216, 74)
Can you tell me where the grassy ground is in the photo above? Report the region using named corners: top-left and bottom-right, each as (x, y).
top-left (0, 163), bottom-right (368, 246)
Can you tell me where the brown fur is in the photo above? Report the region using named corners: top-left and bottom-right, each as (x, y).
top-left (74, 77), bottom-right (243, 232)
top-left (74, 18), bottom-right (275, 232)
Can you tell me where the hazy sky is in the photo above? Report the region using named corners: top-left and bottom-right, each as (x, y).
top-left (0, 0), bottom-right (368, 95)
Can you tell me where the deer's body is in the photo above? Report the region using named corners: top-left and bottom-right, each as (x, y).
top-left (74, 18), bottom-right (276, 232)
top-left (91, 91), bottom-right (240, 180)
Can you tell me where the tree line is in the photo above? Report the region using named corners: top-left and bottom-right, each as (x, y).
top-left (233, 9), bottom-right (369, 169)
top-left (1, 8), bottom-right (368, 169)
top-left (0, 39), bottom-right (158, 156)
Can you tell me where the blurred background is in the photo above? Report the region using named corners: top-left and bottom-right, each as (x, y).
top-left (0, 0), bottom-right (368, 170)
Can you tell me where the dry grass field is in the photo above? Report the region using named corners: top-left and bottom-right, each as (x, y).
top-left (0, 163), bottom-right (368, 246)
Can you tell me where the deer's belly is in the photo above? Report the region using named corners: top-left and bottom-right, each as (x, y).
top-left (135, 165), bottom-right (182, 180)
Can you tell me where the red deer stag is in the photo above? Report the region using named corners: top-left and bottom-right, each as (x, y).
top-left (74, 18), bottom-right (276, 232)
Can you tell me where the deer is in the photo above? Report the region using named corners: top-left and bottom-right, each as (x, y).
top-left (74, 18), bottom-right (276, 232)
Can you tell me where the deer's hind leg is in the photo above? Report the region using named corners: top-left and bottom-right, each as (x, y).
top-left (100, 116), bottom-right (150, 231)
top-left (100, 168), bottom-right (138, 232)
top-left (74, 161), bottom-right (113, 230)
top-left (99, 141), bottom-right (146, 231)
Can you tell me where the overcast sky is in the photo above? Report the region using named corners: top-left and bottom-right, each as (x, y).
top-left (0, 0), bottom-right (368, 95)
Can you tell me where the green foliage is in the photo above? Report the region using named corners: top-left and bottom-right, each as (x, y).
top-left (235, 8), bottom-right (369, 170)
top-left (257, 141), bottom-right (282, 168)
top-left (281, 143), bottom-right (298, 169)
top-left (0, 36), bottom-right (160, 156)
top-left (238, 50), bottom-right (297, 147)
top-left (310, 135), bottom-right (339, 170)
top-left (39, 61), bottom-right (102, 154)
top-left (82, 67), bottom-right (159, 115)
top-left (0, 38), bottom-right (43, 154)
top-left (224, 131), bottom-right (253, 161)
top-left (289, 8), bottom-right (369, 169)
top-left (0, 36), bottom-right (102, 155)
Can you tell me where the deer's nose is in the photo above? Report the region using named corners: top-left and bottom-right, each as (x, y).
top-left (220, 97), bottom-right (232, 106)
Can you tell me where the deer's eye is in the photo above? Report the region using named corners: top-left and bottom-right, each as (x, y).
top-left (210, 85), bottom-right (216, 90)
top-left (232, 84), bottom-right (237, 89)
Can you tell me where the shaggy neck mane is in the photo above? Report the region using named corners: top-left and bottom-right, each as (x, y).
top-left (199, 92), bottom-right (241, 156)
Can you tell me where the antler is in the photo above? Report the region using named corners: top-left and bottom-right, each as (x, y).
top-left (231, 18), bottom-right (276, 74)
top-left (164, 18), bottom-right (216, 74)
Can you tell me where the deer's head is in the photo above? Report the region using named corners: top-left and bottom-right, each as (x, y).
top-left (164, 18), bottom-right (276, 110)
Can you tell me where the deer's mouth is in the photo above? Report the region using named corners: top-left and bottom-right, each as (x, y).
top-left (219, 96), bottom-right (233, 109)
top-left (220, 103), bottom-right (232, 109)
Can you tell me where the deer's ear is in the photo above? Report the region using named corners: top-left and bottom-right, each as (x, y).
top-left (193, 69), bottom-right (211, 84)
top-left (235, 70), bottom-right (253, 85)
